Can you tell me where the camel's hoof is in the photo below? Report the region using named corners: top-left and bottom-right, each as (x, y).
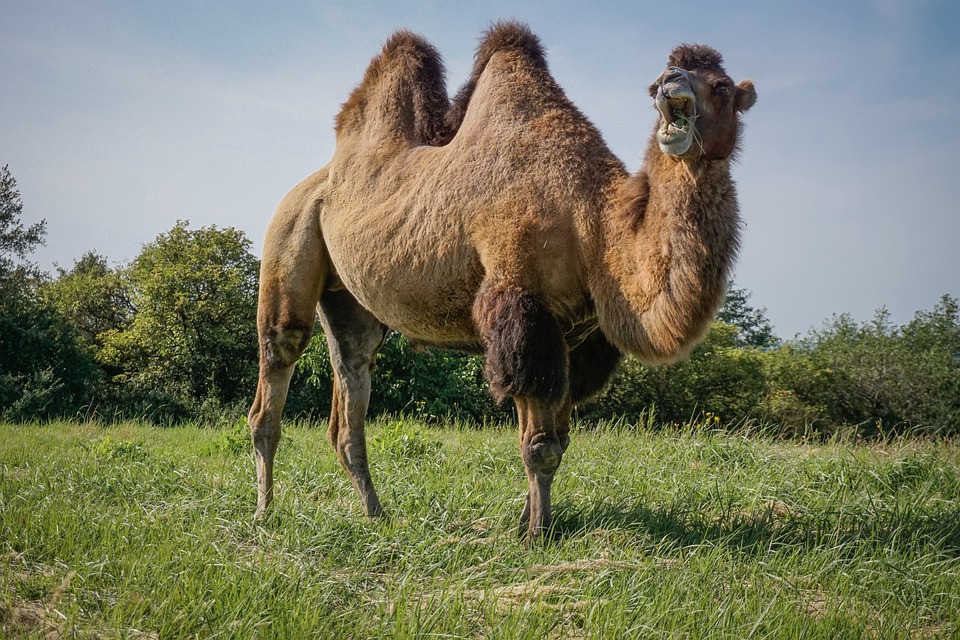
top-left (521, 518), bottom-right (554, 547)
top-left (364, 495), bottom-right (385, 519)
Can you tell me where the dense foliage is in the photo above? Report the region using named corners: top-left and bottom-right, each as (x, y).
top-left (2, 165), bottom-right (958, 434)
top-left (590, 298), bottom-right (960, 436)
top-left (0, 166), bottom-right (100, 421)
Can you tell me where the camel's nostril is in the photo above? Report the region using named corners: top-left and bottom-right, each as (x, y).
top-left (663, 72), bottom-right (683, 85)
top-left (658, 66), bottom-right (690, 88)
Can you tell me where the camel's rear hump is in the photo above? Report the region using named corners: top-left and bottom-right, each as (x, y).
top-left (335, 30), bottom-right (450, 145)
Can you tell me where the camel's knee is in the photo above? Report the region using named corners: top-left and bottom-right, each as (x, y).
top-left (250, 417), bottom-right (280, 450)
top-left (523, 433), bottom-right (564, 476)
top-left (260, 322), bottom-right (314, 370)
top-left (473, 283), bottom-right (569, 403)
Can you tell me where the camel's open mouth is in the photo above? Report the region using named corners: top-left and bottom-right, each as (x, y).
top-left (654, 67), bottom-right (697, 156)
top-left (656, 92), bottom-right (697, 156)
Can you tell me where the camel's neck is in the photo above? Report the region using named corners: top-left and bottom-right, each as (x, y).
top-left (591, 137), bottom-right (741, 362)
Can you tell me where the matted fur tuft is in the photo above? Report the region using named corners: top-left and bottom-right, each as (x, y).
top-left (568, 330), bottom-right (622, 404)
top-left (667, 43), bottom-right (725, 71)
top-left (473, 283), bottom-right (569, 403)
top-left (473, 20), bottom-right (548, 71)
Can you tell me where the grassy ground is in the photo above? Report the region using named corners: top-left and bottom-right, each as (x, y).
top-left (1, 419), bottom-right (959, 639)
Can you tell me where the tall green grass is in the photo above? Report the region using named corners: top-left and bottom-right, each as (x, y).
top-left (2, 420), bottom-right (959, 638)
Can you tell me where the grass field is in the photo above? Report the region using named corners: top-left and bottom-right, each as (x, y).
top-left (2, 419), bottom-right (959, 639)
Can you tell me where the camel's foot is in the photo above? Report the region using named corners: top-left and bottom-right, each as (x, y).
top-left (363, 491), bottom-right (384, 519)
top-left (253, 447), bottom-right (276, 522)
top-left (519, 436), bottom-right (563, 545)
top-left (519, 473), bottom-right (556, 544)
top-left (254, 477), bottom-right (274, 520)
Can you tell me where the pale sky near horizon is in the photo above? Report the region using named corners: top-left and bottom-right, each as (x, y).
top-left (2, 1), bottom-right (958, 338)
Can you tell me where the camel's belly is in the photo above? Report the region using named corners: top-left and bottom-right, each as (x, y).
top-left (324, 218), bottom-right (483, 344)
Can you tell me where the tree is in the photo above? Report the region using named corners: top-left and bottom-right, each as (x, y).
top-left (0, 165), bottom-right (46, 278)
top-left (97, 221), bottom-right (260, 419)
top-left (0, 166), bottom-right (99, 421)
top-left (717, 282), bottom-right (778, 348)
top-left (43, 251), bottom-right (133, 353)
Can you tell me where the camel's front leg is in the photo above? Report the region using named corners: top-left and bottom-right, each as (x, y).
top-left (473, 282), bottom-right (570, 543)
top-left (517, 331), bottom-right (622, 531)
top-left (515, 398), bottom-right (570, 541)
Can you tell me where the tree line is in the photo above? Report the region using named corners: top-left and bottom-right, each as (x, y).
top-left (2, 165), bottom-right (958, 435)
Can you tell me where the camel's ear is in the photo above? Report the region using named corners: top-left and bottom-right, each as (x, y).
top-left (647, 82), bottom-right (660, 98)
top-left (735, 79), bottom-right (756, 112)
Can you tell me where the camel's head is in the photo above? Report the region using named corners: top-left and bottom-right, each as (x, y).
top-left (648, 44), bottom-right (756, 160)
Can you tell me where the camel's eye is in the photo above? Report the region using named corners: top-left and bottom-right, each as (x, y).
top-left (715, 82), bottom-right (732, 97)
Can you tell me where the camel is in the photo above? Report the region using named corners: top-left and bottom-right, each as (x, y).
top-left (248, 21), bottom-right (756, 542)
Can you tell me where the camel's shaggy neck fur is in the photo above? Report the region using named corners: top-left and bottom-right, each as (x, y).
top-left (593, 139), bottom-right (741, 362)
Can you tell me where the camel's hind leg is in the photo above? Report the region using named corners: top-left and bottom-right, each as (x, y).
top-left (248, 196), bottom-right (327, 518)
top-left (318, 289), bottom-right (388, 517)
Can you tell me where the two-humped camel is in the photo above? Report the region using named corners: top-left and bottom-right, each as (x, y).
top-left (248, 21), bottom-right (756, 542)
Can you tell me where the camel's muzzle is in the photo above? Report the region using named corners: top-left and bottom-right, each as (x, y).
top-left (654, 66), bottom-right (697, 156)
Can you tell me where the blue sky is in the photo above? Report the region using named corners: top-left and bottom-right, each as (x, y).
top-left (2, 1), bottom-right (958, 338)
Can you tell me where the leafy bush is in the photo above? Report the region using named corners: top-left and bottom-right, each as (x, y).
top-left (289, 331), bottom-right (509, 424)
top-left (760, 299), bottom-right (960, 435)
top-left (202, 416), bottom-right (252, 456)
top-left (585, 322), bottom-right (766, 426)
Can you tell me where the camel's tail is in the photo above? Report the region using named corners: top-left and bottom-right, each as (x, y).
top-left (444, 21), bottom-right (548, 136)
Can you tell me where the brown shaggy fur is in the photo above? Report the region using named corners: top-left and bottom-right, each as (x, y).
top-left (667, 44), bottom-right (725, 71)
top-left (248, 21), bottom-right (757, 541)
top-left (473, 283), bottom-right (569, 403)
top-left (336, 30), bottom-right (451, 145)
top-left (568, 330), bottom-right (623, 404)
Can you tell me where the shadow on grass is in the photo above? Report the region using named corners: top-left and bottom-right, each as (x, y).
top-left (547, 498), bottom-right (960, 556)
